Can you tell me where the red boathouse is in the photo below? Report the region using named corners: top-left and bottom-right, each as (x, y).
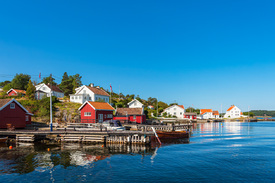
top-left (0, 99), bottom-right (33, 128)
top-left (113, 108), bottom-right (146, 124)
top-left (184, 112), bottom-right (197, 120)
top-left (7, 89), bottom-right (26, 96)
top-left (78, 101), bottom-right (114, 123)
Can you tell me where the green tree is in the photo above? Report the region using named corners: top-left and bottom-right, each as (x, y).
top-left (0, 80), bottom-right (11, 87)
top-left (26, 80), bottom-right (36, 99)
top-left (42, 74), bottom-right (57, 86)
top-left (72, 74), bottom-right (82, 92)
top-left (10, 73), bottom-right (31, 90)
top-left (3, 83), bottom-right (12, 91)
top-left (59, 72), bottom-right (73, 96)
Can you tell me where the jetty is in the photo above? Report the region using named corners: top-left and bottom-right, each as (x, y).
top-left (0, 123), bottom-right (192, 144)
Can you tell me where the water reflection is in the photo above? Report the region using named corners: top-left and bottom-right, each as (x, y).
top-left (0, 143), bottom-right (156, 175)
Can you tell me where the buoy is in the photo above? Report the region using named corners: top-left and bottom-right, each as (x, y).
top-left (221, 123), bottom-right (223, 125)
top-left (101, 145), bottom-right (104, 147)
top-left (9, 146), bottom-right (12, 149)
top-left (47, 148), bottom-right (50, 151)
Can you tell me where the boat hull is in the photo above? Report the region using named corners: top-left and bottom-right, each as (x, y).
top-left (155, 131), bottom-right (189, 139)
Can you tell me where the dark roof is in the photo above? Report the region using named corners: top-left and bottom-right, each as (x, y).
top-left (46, 85), bottom-right (63, 93)
top-left (87, 86), bottom-right (110, 96)
top-left (184, 112), bottom-right (197, 115)
top-left (116, 108), bottom-right (143, 116)
top-left (0, 99), bottom-right (12, 108)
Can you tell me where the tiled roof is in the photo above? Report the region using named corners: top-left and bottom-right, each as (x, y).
top-left (46, 85), bottom-right (63, 93)
top-left (201, 109), bottom-right (213, 115)
top-left (87, 86), bottom-right (110, 96)
top-left (116, 108), bottom-right (143, 115)
top-left (0, 99), bottom-right (12, 108)
top-left (213, 111), bottom-right (219, 115)
top-left (88, 101), bottom-right (114, 110)
top-left (13, 89), bottom-right (26, 94)
top-left (178, 105), bottom-right (185, 109)
top-left (227, 105), bottom-right (235, 111)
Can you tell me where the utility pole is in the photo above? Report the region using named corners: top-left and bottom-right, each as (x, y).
top-left (50, 74), bottom-right (53, 131)
top-left (156, 97), bottom-right (158, 118)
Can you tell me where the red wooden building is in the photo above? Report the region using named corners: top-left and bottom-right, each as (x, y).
top-left (7, 89), bottom-right (26, 96)
top-left (113, 108), bottom-right (146, 124)
top-left (0, 99), bottom-right (33, 128)
top-left (78, 101), bottom-right (114, 123)
top-left (184, 112), bottom-right (197, 119)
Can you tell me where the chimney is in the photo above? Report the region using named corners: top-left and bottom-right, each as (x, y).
top-left (90, 83), bottom-right (94, 87)
top-left (96, 86), bottom-right (100, 89)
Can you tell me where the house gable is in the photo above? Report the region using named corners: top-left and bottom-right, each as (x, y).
top-left (128, 99), bottom-right (144, 108)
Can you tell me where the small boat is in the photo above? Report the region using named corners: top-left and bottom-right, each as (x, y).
top-left (155, 131), bottom-right (189, 139)
top-left (0, 137), bottom-right (8, 143)
top-left (101, 120), bottom-right (125, 131)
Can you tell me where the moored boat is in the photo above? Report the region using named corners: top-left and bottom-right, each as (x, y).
top-left (0, 137), bottom-right (8, 143)
top-left (155, 131), bottom-right (189, 139)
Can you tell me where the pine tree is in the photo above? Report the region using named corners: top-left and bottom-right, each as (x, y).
top-left (26, 80), bottom-right (36, 99)
top-left (60, 72), bottom-right (73, 96)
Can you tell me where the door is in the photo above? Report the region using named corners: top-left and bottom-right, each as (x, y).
top-left (98, 114), bottom-right (103, 123)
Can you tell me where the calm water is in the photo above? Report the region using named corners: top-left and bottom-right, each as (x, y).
top-left (1, 121), bottom-right (275, 182)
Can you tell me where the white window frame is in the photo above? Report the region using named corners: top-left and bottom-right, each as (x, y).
top-left (10, 103), bottom-right (15, 109)
top-left (84, 112), bottom-right (91, 116)
top-left (26, 115), bottom-right (29, 121)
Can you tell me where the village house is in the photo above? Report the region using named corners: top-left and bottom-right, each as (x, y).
top-left (113, 99), bottom-right (146, 124)
top-left (224, 105), bottom-right (243, 118)
top-left (184, 112), bottom-right (197, 119)
top-left (78, 101), bottom-right (114, 123)
top-left (7, 89), bottom-right (26, 96)
top-left (199, 109), bottom-right (213, 119)
top-left (0, 98), bottom-right (33, 128)
top-left (70, 84), bottom-right (110, 104)
top-left (213, 111), bottom-right (220, 119)
top-left (161, 105), bottom-right (185, 119)
top-left (35, 83), bottom-right (64, 100)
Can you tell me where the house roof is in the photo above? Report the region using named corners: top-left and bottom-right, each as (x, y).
top-left (79, 101), bottom-right (114, 111)
top-left (184, 112), bottom-right (197, 115)
top-left (46, 84), bottom-right (63, 93)
top-left (116, 108), bottom-right (143, 116)
top-left (213, 111), bottom-right (219, 115)
top-left (86, 86), bottom-right (110, 96)
top-left (162, 104), bottom-right (185, 113)
top-left (227, 105), bottom-right (235, 111)
top-left (7, 89), bottom-right (26, 94)
top-left (127, 99), bottom-right (144, 106)
top-left (0, 98), bottom-right (33, 115)
top-left (0, 99), bottom-right (12, 109)
top-left (178, 105), bottom-right (184, 109)
top-left (201, 109), bottom-right (213, 115)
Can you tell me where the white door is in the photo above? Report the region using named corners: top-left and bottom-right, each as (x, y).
top-left (98, 114), bottom-right (103, 123)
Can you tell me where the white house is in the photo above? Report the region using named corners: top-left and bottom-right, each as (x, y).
top-left (213, 111), bottom-right (220, 119)
top-left (35, 83), bottom-right (64, 100)
top-left (224, 105), bottom-right (243, 118)
top-left (128, 99), bottom-right (144, 109)
top-left (161, 105), bottom-right (185, 119)
top-left (199, 109), bottom-right (213, 119)
top-left (70, 84), bottom-right (110, 104)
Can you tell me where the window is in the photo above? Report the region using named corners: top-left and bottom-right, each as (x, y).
top-left (180, 112), bottom-right (182, 115)
top-left (133, 115), bottom-right (136, 119)
top-left (89, 97), bottom-right (91, 100)
top-left (26, 115), bottom-right (29, 121)
top-left (107, 114), bottom-right (112, 118)
top-left (96, 97), bottom-right (98, 100)
top-left (75, 96), bottom-right (78, 99)
top-left (10, 103), bottom-right (15, 109)
top-left (174, 112), bottom-right (176, 115)
top-left (84, 97), bottom-right (86, 99)
top-left (71, 97), bottom-right (74, 99)
top-left (12, 93), bottom-right (14, 96)
top-left (42, 87), bottom-right (46, 90)
top-left (84, 112), bottom-right (91, 116)
top-left (174, 108), bottom-right (176, 110)
top-left (134, 103), bottom-right (137, 106)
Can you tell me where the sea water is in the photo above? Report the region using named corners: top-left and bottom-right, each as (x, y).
top-left (0, 121), bottom-right (275, 183)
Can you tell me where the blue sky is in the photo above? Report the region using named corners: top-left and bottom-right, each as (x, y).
top-left (1, 0), bottom-right (275, 111)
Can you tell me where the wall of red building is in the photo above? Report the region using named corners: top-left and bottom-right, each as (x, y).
top-left (80, 104), bottom-right (113, 123)
top-left (0, 101), bottom-right (27, 128)
top-left (114, 115), bottom-right (146, 124)
top-left (8, 90), bottom-right (17, 96)
top-left (184, 115), bottom-right (197, 119)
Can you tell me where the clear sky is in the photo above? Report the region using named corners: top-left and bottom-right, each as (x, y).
top-left (1, 0), bottom-right (275, 111)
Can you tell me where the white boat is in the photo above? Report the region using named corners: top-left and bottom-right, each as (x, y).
top-left (101, 120), bottom-right (125, 131)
